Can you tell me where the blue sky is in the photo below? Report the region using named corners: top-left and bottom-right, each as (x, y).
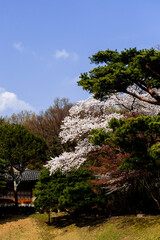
top-left (0, 0), bottom-right (160, 116)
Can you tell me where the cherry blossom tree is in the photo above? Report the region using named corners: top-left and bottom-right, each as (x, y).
top-left (110, 87), bottom-right (160, 116)
top-left (46, 91), bottom-right (160, 174)
top-left (46, 97), bottom-right (123, 173)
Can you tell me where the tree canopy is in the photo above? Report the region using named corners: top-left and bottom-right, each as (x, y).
top-left (7, 98), bottom-right (73, 157)
top-left (90, 115), bottom-right (160, 209)
top-left (34, 167), bottom-right (96, 222)
top-left (46, 98), bottom-right (123, 174)
top-left (0, 123), bottom-right (48, 207)
top-left (91, 115), bottom-right (160, 169)
top-left (0, 123), bottom-right (48, 171)
top-left (78, 48), bottom-right (160, 105)
top-left (0, 159), bottom-right (6, 191)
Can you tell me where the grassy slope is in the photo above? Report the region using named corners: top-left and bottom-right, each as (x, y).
top-left (1, 213), bottom-right (160, 240)
top-left (32, 214), bottom-right (160, 240)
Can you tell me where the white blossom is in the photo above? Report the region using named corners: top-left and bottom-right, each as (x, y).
top-left (111, 86), bottom-right (160, 116)
top-left (46, 97), bottom-right (123, 173)
top-left (46, 92), bottom-right (160, 174)
top-left (59, 97), bottom-right (122, 143)
top-left (46, 139), bottom-right (97, 174)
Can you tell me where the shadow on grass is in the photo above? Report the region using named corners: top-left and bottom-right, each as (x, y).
top-left (49, 213), bottom-right (108, 229)
top-left (46, 213), bottom-right (160, 230)
top-left (0, 206), bottom-right (35, 225)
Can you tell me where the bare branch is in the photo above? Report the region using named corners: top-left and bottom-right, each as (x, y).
top-left (125, 90), bottom-right (160, 105)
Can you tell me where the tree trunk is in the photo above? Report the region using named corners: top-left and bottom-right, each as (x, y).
top-left (48, 209), bottom-right (51, 225)
top-left (139, 177), bottom-right (160, 211)
top-left (14, 180), bottom-right (19, 209)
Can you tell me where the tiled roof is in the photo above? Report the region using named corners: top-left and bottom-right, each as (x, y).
top-left (21, 169), bottom-right (40, 181)
top-left (5, 168), bottom-right (40, 182)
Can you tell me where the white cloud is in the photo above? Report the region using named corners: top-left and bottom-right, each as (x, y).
top-left (54, 49), bottom-right (79, 61)
top-left (0, 88), bottom-right (34, 113)
top-left (54, 49), bottom-right (69, 59)
top-left (13, 42), bottom-right (24, 52)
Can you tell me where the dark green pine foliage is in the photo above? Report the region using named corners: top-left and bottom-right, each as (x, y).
top-left (34, 167), bottom-right (96, 218)
top-left (0, 123), bottom-right (48, 171)
top-left (90, 115), bottom-right (160, 210)
top-left (0, 123), bottom-right (48, 207)
top-left (0, 158), bottom-right (6, 192)
top-left (58, 168), bottom-right (96, 213)
top-left (78, 48), bottom-right (160, 105)
top-left (90, 116), bottom-right (160, 170)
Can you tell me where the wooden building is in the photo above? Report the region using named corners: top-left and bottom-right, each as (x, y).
top-left (0, 167), bottom-right (39, 206)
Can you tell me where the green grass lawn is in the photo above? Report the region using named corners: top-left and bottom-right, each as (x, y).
top-left (1, 213), bottom-right (160, 240)
top-left (31, 213), bottom-right (160, 240)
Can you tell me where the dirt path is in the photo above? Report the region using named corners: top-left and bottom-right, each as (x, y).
top-left (0, 216), bottom-right (43, 240)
